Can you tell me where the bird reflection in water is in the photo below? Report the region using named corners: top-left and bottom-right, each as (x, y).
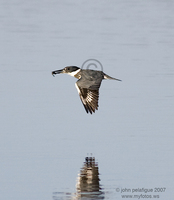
top-left (52, 156), bottom-right (104, 200)
top-left (75, 156), bottom-right (104, 199)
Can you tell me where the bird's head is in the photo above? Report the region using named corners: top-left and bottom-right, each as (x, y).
top-left (52, 66), bottom-right (80, 76)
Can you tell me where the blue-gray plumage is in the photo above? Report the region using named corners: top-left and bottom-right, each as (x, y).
top-left (52, 66), bottom-right (121, 114)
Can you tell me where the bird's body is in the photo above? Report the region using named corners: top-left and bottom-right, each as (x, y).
top-left (52, 66), bottom-right (121, 114)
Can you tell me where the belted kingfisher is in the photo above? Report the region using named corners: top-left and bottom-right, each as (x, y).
top-left (52, 66), bottom-right (121, 114)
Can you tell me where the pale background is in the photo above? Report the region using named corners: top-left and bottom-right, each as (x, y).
top-left (0, 0), bottom-right (174, 199)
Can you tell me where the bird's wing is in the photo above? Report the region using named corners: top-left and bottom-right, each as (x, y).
top-left (75, 77), bottom-right (102, 114)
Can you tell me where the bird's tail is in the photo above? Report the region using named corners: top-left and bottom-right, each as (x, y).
top-left (104, 73), bottom-right (121, 81)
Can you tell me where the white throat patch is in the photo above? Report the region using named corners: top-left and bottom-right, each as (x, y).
top-left (68, 69), bottom-right (81, 77)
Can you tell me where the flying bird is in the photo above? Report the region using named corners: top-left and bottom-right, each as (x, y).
top-left (52, 66), bottom-right (121, 114)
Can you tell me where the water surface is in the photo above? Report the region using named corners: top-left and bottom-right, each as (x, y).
top-left (0, 0), bottom-right (174, 199)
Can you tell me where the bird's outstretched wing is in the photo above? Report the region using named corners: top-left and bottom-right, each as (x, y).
top-left (75, 75), bottom-right (103, 114)
top-left (75, 83), bottom-right (99, 114)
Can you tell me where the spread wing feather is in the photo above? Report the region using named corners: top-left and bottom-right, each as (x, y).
top-left (75, 81), bottom-right (100, 114)
top-left (75, 70), bottom-right (104, 114)
top-left (78, 87), bottom-right (99, 114)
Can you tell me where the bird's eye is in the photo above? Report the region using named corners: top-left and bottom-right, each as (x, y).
top-left (67, 67), bottom-right (70, 70)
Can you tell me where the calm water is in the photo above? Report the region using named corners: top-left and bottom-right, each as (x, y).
top-left (0, 0), bottom-right (174, 199)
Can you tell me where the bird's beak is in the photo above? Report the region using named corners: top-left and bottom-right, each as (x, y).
top-left (52, 69), bottom-right (64, 76)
